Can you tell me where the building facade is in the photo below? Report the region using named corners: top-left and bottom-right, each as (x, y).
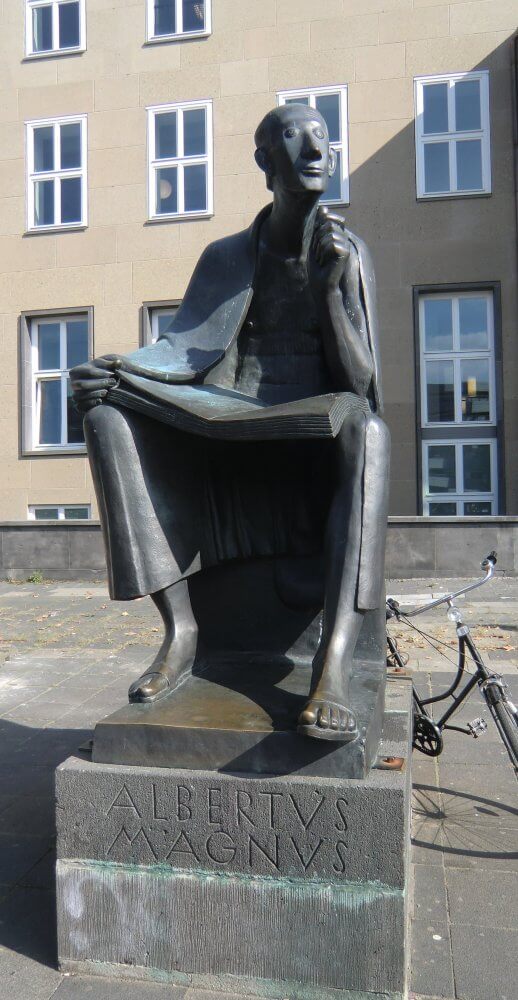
top-left (0, 0), bottom-right (516, 524)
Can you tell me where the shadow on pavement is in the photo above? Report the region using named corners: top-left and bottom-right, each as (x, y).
top-left (412, 782), bottom-right (518, 861)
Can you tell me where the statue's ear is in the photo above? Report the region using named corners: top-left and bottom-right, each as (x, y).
top-left (254, 147), bottom-right (272, 177)
top-left (328, 147), bottom-right (337, 177)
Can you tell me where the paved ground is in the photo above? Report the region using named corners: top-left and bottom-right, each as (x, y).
top-left (0, 573), bottom-right (516, 1000)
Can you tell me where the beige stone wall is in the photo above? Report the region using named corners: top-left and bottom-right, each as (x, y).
top-left (0, 0), bottom-right (516, 520)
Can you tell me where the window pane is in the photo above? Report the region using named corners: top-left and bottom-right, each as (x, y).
top-left (156, 112), bottom-right (177, 159)
top-left (461, 359), bottom-right (490, 422)
top-left (64, 507), bottom-right (89, 519)
top-left (463, 443), bottom-right (491, 492)
top-left (37, 322), bottom-right (61, 370)
top-left (422, 83), bottom-right (448, 134)
top-left (32, 5), bottom-right (53, 51)
top-left (429, 502), bottom-right (457, 516)
top-left (424, 142), bottom-right (450, 193)
top-left (154, 0), bottom-right (175, 35)
top-left (428, 445), bottom-right (456, 493)
top-left (454, 79), bottom-right (481, 132)
top-left (315, 93), bottom-right (340, 144)
top-left (34, 127), bottom-right (54, 172)
top-left (459, 297), bottom-right (488, 351)
top-left (66, 378), bottom-right (84, 443)
top-left (423, 298), bottom-right (453, 351)
top-left (284, 96), bottom-right (310, 106)
top-left (34, 508), bottom-right (59, 519)
top-left (58, 2), bottom-right (80, 48)
top-left (34, 179), bottom-right (55, 226)
top-left (156, 167), bottom-right (178, 214)
top-left (464, 501), bottom-right (491, 516)
top-left (39, 380), bottom-right (61, 444)
top-left (156, 309), bottom-right (178, 340)
top-left (66, 319), bottom-right (88, 369)
top-left (456, 139), bottom-right (482, 191)
top-left (426, 360), bottom-right (454, 422)
top-left (61, 177), bottom-right (82, 223)
top-left (183, 108), bottom-right (206, 156)
top-left (323, 148), bottom-right (342, 203)
top-left (184, 163), bottom-right (207, 212)
top-left (183, 0), bottom-right (205, 32)
top-left (60, 122), bottom-right (81, 169)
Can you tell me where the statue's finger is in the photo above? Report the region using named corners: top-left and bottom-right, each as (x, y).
top-left (71, 378), bottom-right (117, 391)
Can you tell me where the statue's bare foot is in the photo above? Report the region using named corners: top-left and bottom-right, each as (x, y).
top-left (128, 629), bottom-right (197, 704)
top-left (297, 669), bottom-right (358, 742)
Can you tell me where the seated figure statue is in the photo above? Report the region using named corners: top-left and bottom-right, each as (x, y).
top-left (71, 103), bottom-right (390, 743)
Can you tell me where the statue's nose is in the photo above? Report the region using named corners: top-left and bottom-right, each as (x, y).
top-left (301, 136), bottom-right (322, 161)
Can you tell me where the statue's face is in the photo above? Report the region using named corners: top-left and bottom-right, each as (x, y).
top-left (267, 106), bottom-right (333, 195)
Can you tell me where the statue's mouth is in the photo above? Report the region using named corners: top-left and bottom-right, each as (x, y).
top-left (301, 167), bottom-right (324, 176)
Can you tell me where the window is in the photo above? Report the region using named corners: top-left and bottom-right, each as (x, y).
top-left (147, 0), bottom-right (211, 42)
top-left (277, 86), bottom-right (349, 205)
top-left (29, 505), bottom-right (91, 520)
top-left (418, 290), bottom-right (499, 515)
top-left (415, 72), bottom-right (490, 198)
top-left (21, 308), bottom-right (93, 455)
top-left (147, 102), bottom-right (213, 220)
top-left (141, 301), bottom-right (181, 345)
top-left (26, 1), bottom-right (86, 57)
top-left (26, 115), bottom-right (87, 231)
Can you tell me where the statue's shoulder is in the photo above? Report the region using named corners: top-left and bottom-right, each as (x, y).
top-left (193, 206), bottom-right (268, 277)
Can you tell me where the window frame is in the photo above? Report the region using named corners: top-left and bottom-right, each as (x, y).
top-left (277, 85), bottom-right (350, 206)
top-left (25, 0), bottom-right (86, 59)
top-left (26, 114), bottom-right (88, 233)
top-left (414, 71), bottom-right (491, 200)
top-left (422, 439), bottom-right (498, 516)
top-left (20, 306), bottom-right (93, 457)
top-left (141, 300), bottom-right (182, 346)
top-left (147, 101), bottom-right (213, 222)
top-left (146, 0), bottom-right (212, 44)
top-left (28, 504), bottom-right (91, 520)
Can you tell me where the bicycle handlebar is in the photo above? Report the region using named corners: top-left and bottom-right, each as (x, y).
top-left (386, 551), bottom-right (497, 620)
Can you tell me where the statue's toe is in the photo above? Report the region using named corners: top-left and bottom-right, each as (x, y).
top-left (297, 700), bottom-right (358, 742)
top-left (128, 672), bottom-right (170, 703)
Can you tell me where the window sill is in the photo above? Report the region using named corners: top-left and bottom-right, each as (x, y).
top-left (23, 447), bottom-right (87, 458)
top-left (23, 47), bottom-right (86, 61)
top-left (24, 224), bottom-right (87, 237)
top-left (145, 31), bottom-right (210, 45)
top-left (416, 190), bottom-right (491, 202)
top-left (146, 211), bottom-right (213, 224)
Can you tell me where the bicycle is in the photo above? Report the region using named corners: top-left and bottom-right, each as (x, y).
top-left (386, 552), bottom-right (518, 779)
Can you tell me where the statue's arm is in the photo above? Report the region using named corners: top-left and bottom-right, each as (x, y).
top-left (309, 211), bottom-right (374, 397)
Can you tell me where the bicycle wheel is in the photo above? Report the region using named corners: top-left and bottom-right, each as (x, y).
top-left (484, 692), bottom-right (518, 775)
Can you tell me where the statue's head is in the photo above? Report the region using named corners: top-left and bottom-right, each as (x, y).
top-left (254, 103), bottom-right (336, 196)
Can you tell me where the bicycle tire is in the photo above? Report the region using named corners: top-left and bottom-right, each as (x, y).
top-left (485, 695), bottom-right (518, 774)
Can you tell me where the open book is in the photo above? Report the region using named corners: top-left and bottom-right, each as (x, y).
top-left (108, 371), bottom-right (370, 441)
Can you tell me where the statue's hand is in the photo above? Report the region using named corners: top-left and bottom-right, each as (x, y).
top-left (70, 355), bottom-right (122, 413)
top-left (309, 206), bottom-right (350, 296)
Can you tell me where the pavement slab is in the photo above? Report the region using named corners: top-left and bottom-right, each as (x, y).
top-left (0, 575), bottom-right (515, 999)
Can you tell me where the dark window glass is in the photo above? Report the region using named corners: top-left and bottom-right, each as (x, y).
top-left (156, 167), bottom-right (178, 214)
top-left (154, 0), bottom-right (175, 35)
top-left (454, 79), bottom-right (481, 131)
top-left (423, 83), bottom-right (448, 134)
top-left (323, 148), bottom-right (341, 203)
top-left (285, 96), bottom-right (310, 106)
top-left (66, 378), bottom-right (84, 443)
top-left (34, 508), bottom-right (59, 519)
top-left (183, 108), bottom-right (206, 156)
top-left (61, 177), bottom-right (82, 223)
top-left (156, 308), bottom-right (179, 340)
top-left (58, 1), bottom-right (80, 48)
top-left (39, 380), bottom-right (61, 444)
top-left (429, 502), bottom-right (457, 516)
top-left (459, 297), bottom-right (488, 351)
top-left (38, 322), bottom-right (61, 370)
top-left (423, 298), bottom-right (453, 351)
top-left (66, 319), bottom-right (88, 369)
top-left (315, 93), bottom-right (340, 144)
top-left (65, 507), bottom-right (89, 519)
top-left (426, 360), bottom-right (454, 422)
top-left (456, 139), bottom-right (482, 191)
top-left (428, 445), bottom-right (456, 494)
top-left (60, 123), bottom-right (81, 169)
top-left (184, 163), bottom-right (206, 212)
top-left (461, 359), bottom-right (490, 422)
top-left (463, 444), bottom-right (491, 493)
top-left (464, 501), bottom-right (491, 516)
top-left (35, 180), bottom-right (55, 226)
top-left (34, 127), bottom-right (54, 172)
top-left (32, 5), bottom-right (53, 51)
top-left (183, 0), bottom-right (205, 32)
top-left (424, 142), bottom-right (449, 193)
top-left (156, 113), bottom-right (177, 159)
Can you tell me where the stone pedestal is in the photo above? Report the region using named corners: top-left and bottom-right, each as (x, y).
top-left (56, 676), bottom-right (412, 999)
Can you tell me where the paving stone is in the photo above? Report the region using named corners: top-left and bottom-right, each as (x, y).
top-left (446, 869), bottom-right (518, 928)
top-left (52, 974), bottom-right (188, 998)
top-left (409, 918), bottom-right (454, 1000)
top-left (0, 887), bottom-right (56, 966)
top-left (0, 836), bottom-right (51, 885)
top-left (0, 945), bottom-right (63, 1000)
top-left (412, 865), bottom-right (448, 925)
top-left (450, 924), bottom-right (518, 1000)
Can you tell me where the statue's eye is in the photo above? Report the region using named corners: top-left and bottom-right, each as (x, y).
top-left (314, 128), bottom-right (325, 139)
top-left (284, 127), bottom-right (298, 138)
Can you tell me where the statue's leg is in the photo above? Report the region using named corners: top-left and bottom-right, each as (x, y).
top-left (298, 411), bottom-right (388, 742)
top-left (128, 579), bottom-right (198, 703)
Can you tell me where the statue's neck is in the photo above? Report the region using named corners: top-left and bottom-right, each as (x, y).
top-left (263, 192), bottom-right (320, 263)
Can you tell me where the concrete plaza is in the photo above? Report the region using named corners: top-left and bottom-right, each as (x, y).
top-left (0, 574), bottom-right (516, 1000)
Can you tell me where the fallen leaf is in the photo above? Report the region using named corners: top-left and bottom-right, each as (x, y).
top-left (121, 611), bottom-right (129, 616)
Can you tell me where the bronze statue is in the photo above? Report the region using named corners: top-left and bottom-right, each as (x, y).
top-left (71, 104), bottom-right (389, 743)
